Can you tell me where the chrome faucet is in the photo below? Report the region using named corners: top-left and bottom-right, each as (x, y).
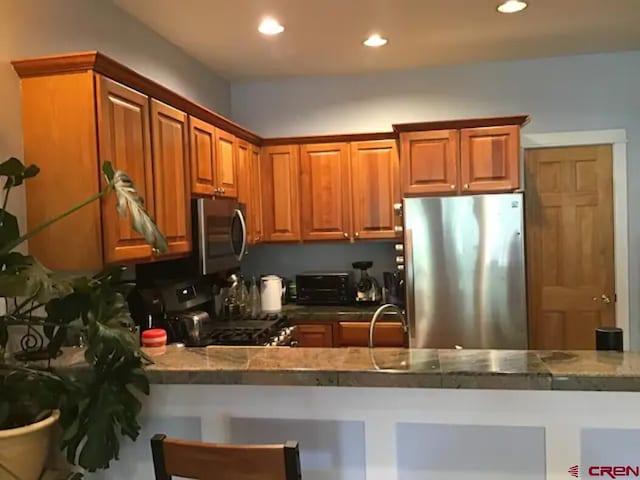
top-left (369, 303), bottom-right (409, 348)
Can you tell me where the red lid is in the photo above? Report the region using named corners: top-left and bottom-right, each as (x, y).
top-left (142, 328), bottom-right (167, 340)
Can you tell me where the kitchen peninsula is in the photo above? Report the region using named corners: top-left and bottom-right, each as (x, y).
top-left (53, 346), bottom-right (640, 480)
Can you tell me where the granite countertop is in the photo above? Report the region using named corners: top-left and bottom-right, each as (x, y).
top-left (281, 304), bottom-right (401, 322)
top-left (51, 346), bottom-right (640, 392)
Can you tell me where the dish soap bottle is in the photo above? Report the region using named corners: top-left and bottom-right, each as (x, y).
top-left (249, 276), bottom-right (261, 319)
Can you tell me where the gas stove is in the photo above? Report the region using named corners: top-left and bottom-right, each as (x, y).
top-left (186, 317), bottom-right (297, 347)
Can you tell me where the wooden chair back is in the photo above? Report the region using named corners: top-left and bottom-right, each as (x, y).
top-left (151, 433), bottom-right (302, 480)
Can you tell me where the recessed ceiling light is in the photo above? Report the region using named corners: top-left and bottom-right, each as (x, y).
top-left (497, 0), bottom-right (528, 13)
top-left (258, 18), bottom-right (284, 35)
top-left (363, 34), bottom-right (388, 48)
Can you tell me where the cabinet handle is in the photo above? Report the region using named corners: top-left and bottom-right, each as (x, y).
top-left (220, 187), bottom-right (225, 194)
top-left (152, 247), bottom-right (160, 255)
top-left (343, 232), bottom-right (348, 238)
top-left (464, 183), bottom-right (470, 190)
top-left (355, 232), bottom-right (360, 238)
top-left (450, 184), bottom-right (456, 190)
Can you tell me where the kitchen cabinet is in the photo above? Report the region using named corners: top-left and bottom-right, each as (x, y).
top-left (333, 321), bottom-right (406, 347)
top-left (97, 76), bottom-right (156, 264)
top-left (350, 140), bottom-right (401, 240)
top-left (398, 118), bottom-right (525, 196)
top-left (293, 323), bottom-right (334, 347)
top-left (300, 142), bottom-right (351, 241)
top-left (400, 129), bottom-right (459, 196)
top-left (214, 128), bottom-right (238, 198)
top-left (261, 145), bottom-right (301, 242)
top-left (460, 125), bottom-right (520, 192)
top-left (188, 116), bottom-right (216, 196)
top-left (149, 99), bottom-right (191, 257)
top-left (237, 139), bottom-right (263, 244)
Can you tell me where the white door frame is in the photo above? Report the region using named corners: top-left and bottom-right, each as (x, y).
top-left (522, 129), bottom-right (629, 350)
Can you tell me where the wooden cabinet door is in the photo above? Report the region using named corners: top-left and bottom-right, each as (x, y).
top-left (294, 323), bottom-right (333, 347)
top-left (96, 76), bottom-right (154, 264)
top-left (460, 125), bottom-right (520, 193)
top-left (334, 322), bottom-right (405, 347)
top-left (188, 116), bottom-right (216, 196)
top-left (261, 145), bottom-right (301, 242)
top-left (150, 99), bottom-right (191, 257)
top-left (350, 140), bottom-right (400, 240)
top-left (236, 139), bottom-right (257, 243)
top-left (250, 144), bottom-right (264, 243)
top-left (300, 143), bottom-right (351, 241)
top-left (214, 128), bottom-right (238, 198)
top-left (400, 130), bottom-right (459, 195)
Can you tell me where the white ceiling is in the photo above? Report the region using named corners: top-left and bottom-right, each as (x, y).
top-left (115, 0), bottom-right (640, 80)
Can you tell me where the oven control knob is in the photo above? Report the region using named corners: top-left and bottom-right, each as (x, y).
top-left (395, 244), bottom-right (404, 253)
top-left (396, 256), bottom-right (404, 264)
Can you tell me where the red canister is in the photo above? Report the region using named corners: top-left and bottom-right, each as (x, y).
top-left (141, 328), bottom-right (167, 348)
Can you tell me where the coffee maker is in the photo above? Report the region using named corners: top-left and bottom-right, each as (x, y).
top-left (353, 261), bottom-right (381, 304)
top-left (383, 271), bottom-right (405, 307)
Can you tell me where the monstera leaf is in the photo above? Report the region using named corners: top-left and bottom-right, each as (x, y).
top-left (103, 163), bottom-right (168, 254)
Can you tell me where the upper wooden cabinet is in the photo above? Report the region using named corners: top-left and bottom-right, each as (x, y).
top-left (97, 76), bottom-right (156, 264)
top-left (350, 140), bottom-right (400, 240)
top-left (214, 128), bottom-right (238, 198)
top-left (460, 125), bottom-right (520, 192)
top-left (397, 116), bottom-right (527, 196)
top-left (237, 140), bottom-right (263, 244)
top-left (188, 116), bottom-right (216, 196)
top-left (149, 99), bottom-right (191, 257)
top-left (300, 143), bottom-right (351, 241)
top-left (261, 145), bottom-right (301, 242)
top-left (400, 130), bottom-right (458, 196)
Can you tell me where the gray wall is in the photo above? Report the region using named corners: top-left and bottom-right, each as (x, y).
top-left (0, 0), bottom-right (230, 238)
top-left (231, 51), bottom-right (640, 347)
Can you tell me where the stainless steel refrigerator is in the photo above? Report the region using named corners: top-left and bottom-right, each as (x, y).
top-left (401, 193), bottom-right (527, 349)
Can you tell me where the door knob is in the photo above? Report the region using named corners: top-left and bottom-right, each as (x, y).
top-left (601, 294), bottom-right (612, 304)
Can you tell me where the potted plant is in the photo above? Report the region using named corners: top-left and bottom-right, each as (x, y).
top-left (0, 157), bottom-right (167, 479)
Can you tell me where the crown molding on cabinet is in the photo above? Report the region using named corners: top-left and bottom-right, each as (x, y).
top-left (12, 51), bottom-right (262, 145)
top-left (392, 115), bottom-right (530, 133)
top-left (262, 131), bottom-right (397, 146)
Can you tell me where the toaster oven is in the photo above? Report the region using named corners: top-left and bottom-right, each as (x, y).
top-left (295, 272), bottom-right (353, 306)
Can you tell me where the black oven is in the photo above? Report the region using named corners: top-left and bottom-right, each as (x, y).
top-left (296, 272), bottom-right (353, 305)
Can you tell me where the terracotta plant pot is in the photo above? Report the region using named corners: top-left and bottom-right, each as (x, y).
top-left (0, 410), bottom-right (60, 480)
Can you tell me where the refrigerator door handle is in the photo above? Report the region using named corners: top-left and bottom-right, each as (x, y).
top-left (405, 228), bottom-right (415, 346)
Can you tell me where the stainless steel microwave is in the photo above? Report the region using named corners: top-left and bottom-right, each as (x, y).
top-left (194, 197), bottom-right (247, 274)
top-left (135, 198), bottom-right (247, 282)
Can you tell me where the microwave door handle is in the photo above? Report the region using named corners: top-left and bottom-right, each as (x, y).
top-left (234, 208), bottom-right (248, 261)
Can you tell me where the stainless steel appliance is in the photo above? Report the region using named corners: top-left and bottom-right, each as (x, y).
top-left (353, 261), bottom-right (381, 304)
top-left (383, 271), bottom-right (404, 307)
top-left (135, 198), bottom-right (247, 281)
top-left (399, 193), bottom-right (527, 349)
top-left (296, 272), bottom-right (353, 305)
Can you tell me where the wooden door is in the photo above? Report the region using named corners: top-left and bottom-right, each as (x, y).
top-left (188, 116), bottom-right (216, 196)
top-left (460, 125), bottom-right (520, 193)
top-left (96, 76), bottom-right (154, 264)
top-left (300, 143), bottom-right (351, 241)
top-left (334, 322), bottom-right (405, 347)
top-left (525, 145), bottom-right (615, 349)
top-left (150, 99), bottom-right (191, 257)
top-left (214, 128), bottom-right (237, 198)
top-left (250, 144), bottom-right (264, 243)
top-left (236, 139), bottom-right (255, 243)
top-left (261, 145), bottom-right (301, 242)
top-left (400, 130), bottom-right (458, 196)
top-left (350, 140), bottom-right (400, 240)
top-left (293, 324), bottom-right (333, 347)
